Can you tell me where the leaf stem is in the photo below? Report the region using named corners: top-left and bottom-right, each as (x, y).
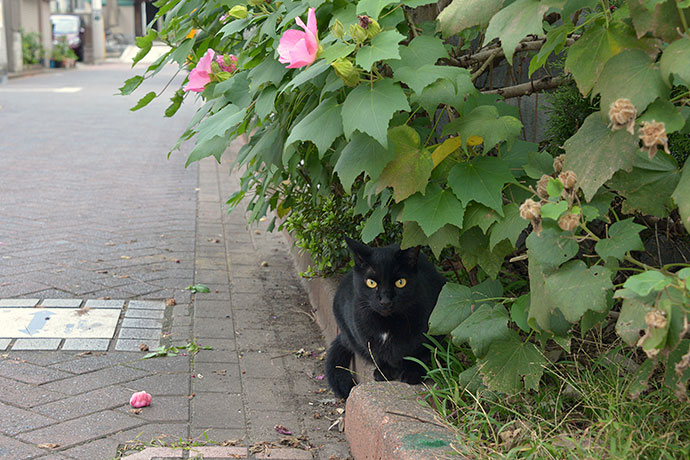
top-left (677, 0), bottom-right (690, 35)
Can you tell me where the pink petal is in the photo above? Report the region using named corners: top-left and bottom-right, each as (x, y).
top-left (285, 38), bottom-right (316, 68)
top-left (184, 68), bottom-right (211, 92)
top-left (306, 8), bottom-right (317, 36)
top-left (197, 49), bottom-right (216, 74)
top-left (278, 30), bottom-right (306, 63)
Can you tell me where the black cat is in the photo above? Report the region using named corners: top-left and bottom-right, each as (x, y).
top-left (325, 237), bottom-right (446, 399)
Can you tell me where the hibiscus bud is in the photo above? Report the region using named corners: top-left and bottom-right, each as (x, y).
top-left (520, 199), bottom-right (541, 221)
top-left (536, 174), bottom-right (550, 199)
top-left (553, 154), bottom-right (565, 174)
top-left (331, 58), bottom-right (360, 87)
top-left (228, 5), bottom-right (248, 19)
top-left (349, 24), bottom-right (368, 44)
top-left (608, 98), bottom-right (637, 135)
top-left (248, 0), bottom-right (264, 5)
top-left (357, 15), bottom-right (380, 39)
top-left (558, 213), bottom-right (580, 232)
top-left (331, 19), bottom-right (345, 39)
top-left (639, 120), bottom-right (670, 160)
top-left (558, 170), bottom-right (578, 190)
top-left (645, 309), bottom-right (667, 329)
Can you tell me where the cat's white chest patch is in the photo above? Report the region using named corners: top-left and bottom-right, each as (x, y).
top-left (380, 332), bottom-right (390, 343)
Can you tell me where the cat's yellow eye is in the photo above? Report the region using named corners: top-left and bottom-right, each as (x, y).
top-left (366, 279), bottom-right (378, 288)
top-left (395, 278), bottom-right (407, 288)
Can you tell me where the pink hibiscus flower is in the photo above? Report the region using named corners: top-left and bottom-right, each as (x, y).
top-left (184, 49), bottom-right (216, 93)
top-left (277, 8), bottom-right (319, 69)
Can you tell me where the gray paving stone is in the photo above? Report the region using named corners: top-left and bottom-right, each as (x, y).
top-left (0, 339), bottom-right (9, 351)
top-left (121, 318), bottom-right (163, 329)
top-left (0, 298), bottom-right (39, 307)
top-left (191, 393), bottom-right (245, 429)
top-left (16, 410), bottom-right (142, 449)
top-left (32, 385), bottom-right (132, 421)
top-left (115, 338), bottom-right (161, 351)
top-left (128, 300), bottom-right (166, 310)
top-left (61, 338), bottom-right (110, 351)
top-left (12, 338), bottom-right (61, 351)
top-left (124, 308), bottom-right (165, 319)
top-left (0, 401), bottom-right (57, 435)
top-left (40, 299), bottom-right (83, 308)
top-left (0, 433), bottom-right (45, 459)
top-left (127, 373), bottom-right (190, 396)
top-left (84, 299), bottom-right (125, 309)
top-left (115, 395), bottom-right (189, 422)
top-left (118, 328), bottom-right (162, 340)
top-left (39, 365), bottom-right (150, 395)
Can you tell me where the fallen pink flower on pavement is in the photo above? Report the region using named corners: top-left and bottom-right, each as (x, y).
top-left (277, 8), bottom-right (319, 68)
top-left (184, 49), bottom-right (215, 93)
top-left (129, 391), bottom-right (152, 408)
top-left (274, 424), bottom-right (293, 435)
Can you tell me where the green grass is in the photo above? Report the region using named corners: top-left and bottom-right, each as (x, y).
top-left (417, 337), bottom-right (690, 460)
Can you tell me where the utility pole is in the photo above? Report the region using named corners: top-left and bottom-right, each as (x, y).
top-left (91, 0), bottom-right (104, 63)
top-left (0, 1), bottom-right (8, 84)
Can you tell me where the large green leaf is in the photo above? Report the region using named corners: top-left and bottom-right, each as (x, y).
top-left (334, 132), bottom-right (395, 193)
top-left (457, 227), bottom-right (514, 278)
top-left (394, 65), bottom-right (470, 96)
top-left (394, 35), bottom-right (448, 71)
top-left (194, 104), bottom-right (243, 144)
top-left (452, 304), bottom-right (512, 358)
top-left (355, 30), bottom-right (405, 70)
top-left (594, 218), bottom-right (646, 262)
top-left (342, 79), bottom-right (411, 147)
top-left (673, 161), bottom-right (690, 233)
top-left (428, 280), bottom-right (503, 335)
top-left (361, 206), bottom-right (387, 243)
top-left (443, 105), bottom-right (522, 151)
top-left (593, 49), bottom-right (669, 115)
top-left (616, 298), bottom-right (652, 346)
top-left (285, 97), bottom-right (343, 158)
top-left (463, 202), bottom-right (500, 234)
top-left (629, 0), bottom-right (690, 42)
top-left (375, 126), bottom-right (433, 202)
top-left (437, 0), bottom-right (505, 36)
top-left (356, 0), bottom-right (398, 19)
top-left (563, 112), bottom-right (639, 202)
top-left (608, 151), bottom-right (680, 217)
top-left (659, 37), bottom-right (690, 87)
top-left (525, 224), bottom-right (579, 269)
top-left (565, 21), bottom-right (654, 95)
top-left (448, 156), bottom-right (516, 215)
top-left (479, 332), bottom-right (546, 393)
top-left (186, 135), bottom-right (229, 167)
top-left (489, 203), bottom-right (528, 250)
top-left (544, 260), bottom-right (613, 323)
top-left (527, 259), bottom-right (573, 335)
top-left (399, 183), bottom-right (465, 236)
top-left (401, 221), bottom-right (460, 258)
top-left (484, 0), bottom-right (563, 64)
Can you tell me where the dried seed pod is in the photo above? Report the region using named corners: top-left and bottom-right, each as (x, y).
top-left (519, 199), bottom-right (541, 221)
top-left (608, 98), bottom-right (637, 135)
top-left (645, 309), bottom-right (667, 329)
top-left (553, 154), bottom-right (565, 174)
top-left (639, 120), bottom-right (670, 159)
top-left (558, 170), bottom-right (578, 190)
top-left (558, 212), bottom-right (580, 232)
top-left (536, 174), bottom-right (551, 199)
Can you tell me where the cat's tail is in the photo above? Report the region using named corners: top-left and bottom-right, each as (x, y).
top-left (325, 334), bottom-right (356, 400)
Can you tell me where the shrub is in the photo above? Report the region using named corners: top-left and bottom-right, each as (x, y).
top-left (20, 28), bottom-right (44, 65)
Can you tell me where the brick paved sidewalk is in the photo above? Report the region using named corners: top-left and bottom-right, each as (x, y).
top-left (0, 64), bottom-right (350, 460)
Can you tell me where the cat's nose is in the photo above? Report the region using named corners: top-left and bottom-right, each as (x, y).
top-left (380, 299), bottom-right (392, 308)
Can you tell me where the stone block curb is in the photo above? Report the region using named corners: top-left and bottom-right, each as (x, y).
top-left (345, 382), bottom-right (456, 460)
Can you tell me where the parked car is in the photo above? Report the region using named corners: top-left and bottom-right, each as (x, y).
top-left (50, 14), bottom-right (85, 61)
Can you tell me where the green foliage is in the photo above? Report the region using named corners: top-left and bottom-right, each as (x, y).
top-left (124, 0), bottom-right (690, 406)
top-left (20, 28), bottom-right (44, 65)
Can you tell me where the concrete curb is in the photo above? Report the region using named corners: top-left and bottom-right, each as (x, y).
top-left (284, 232), bottom-right (458, 459)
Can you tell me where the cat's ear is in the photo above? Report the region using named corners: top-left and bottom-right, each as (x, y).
top-left (399, 246), bottom-right (420, 268)
top-left (345, 237), bottom-right (373, 268)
